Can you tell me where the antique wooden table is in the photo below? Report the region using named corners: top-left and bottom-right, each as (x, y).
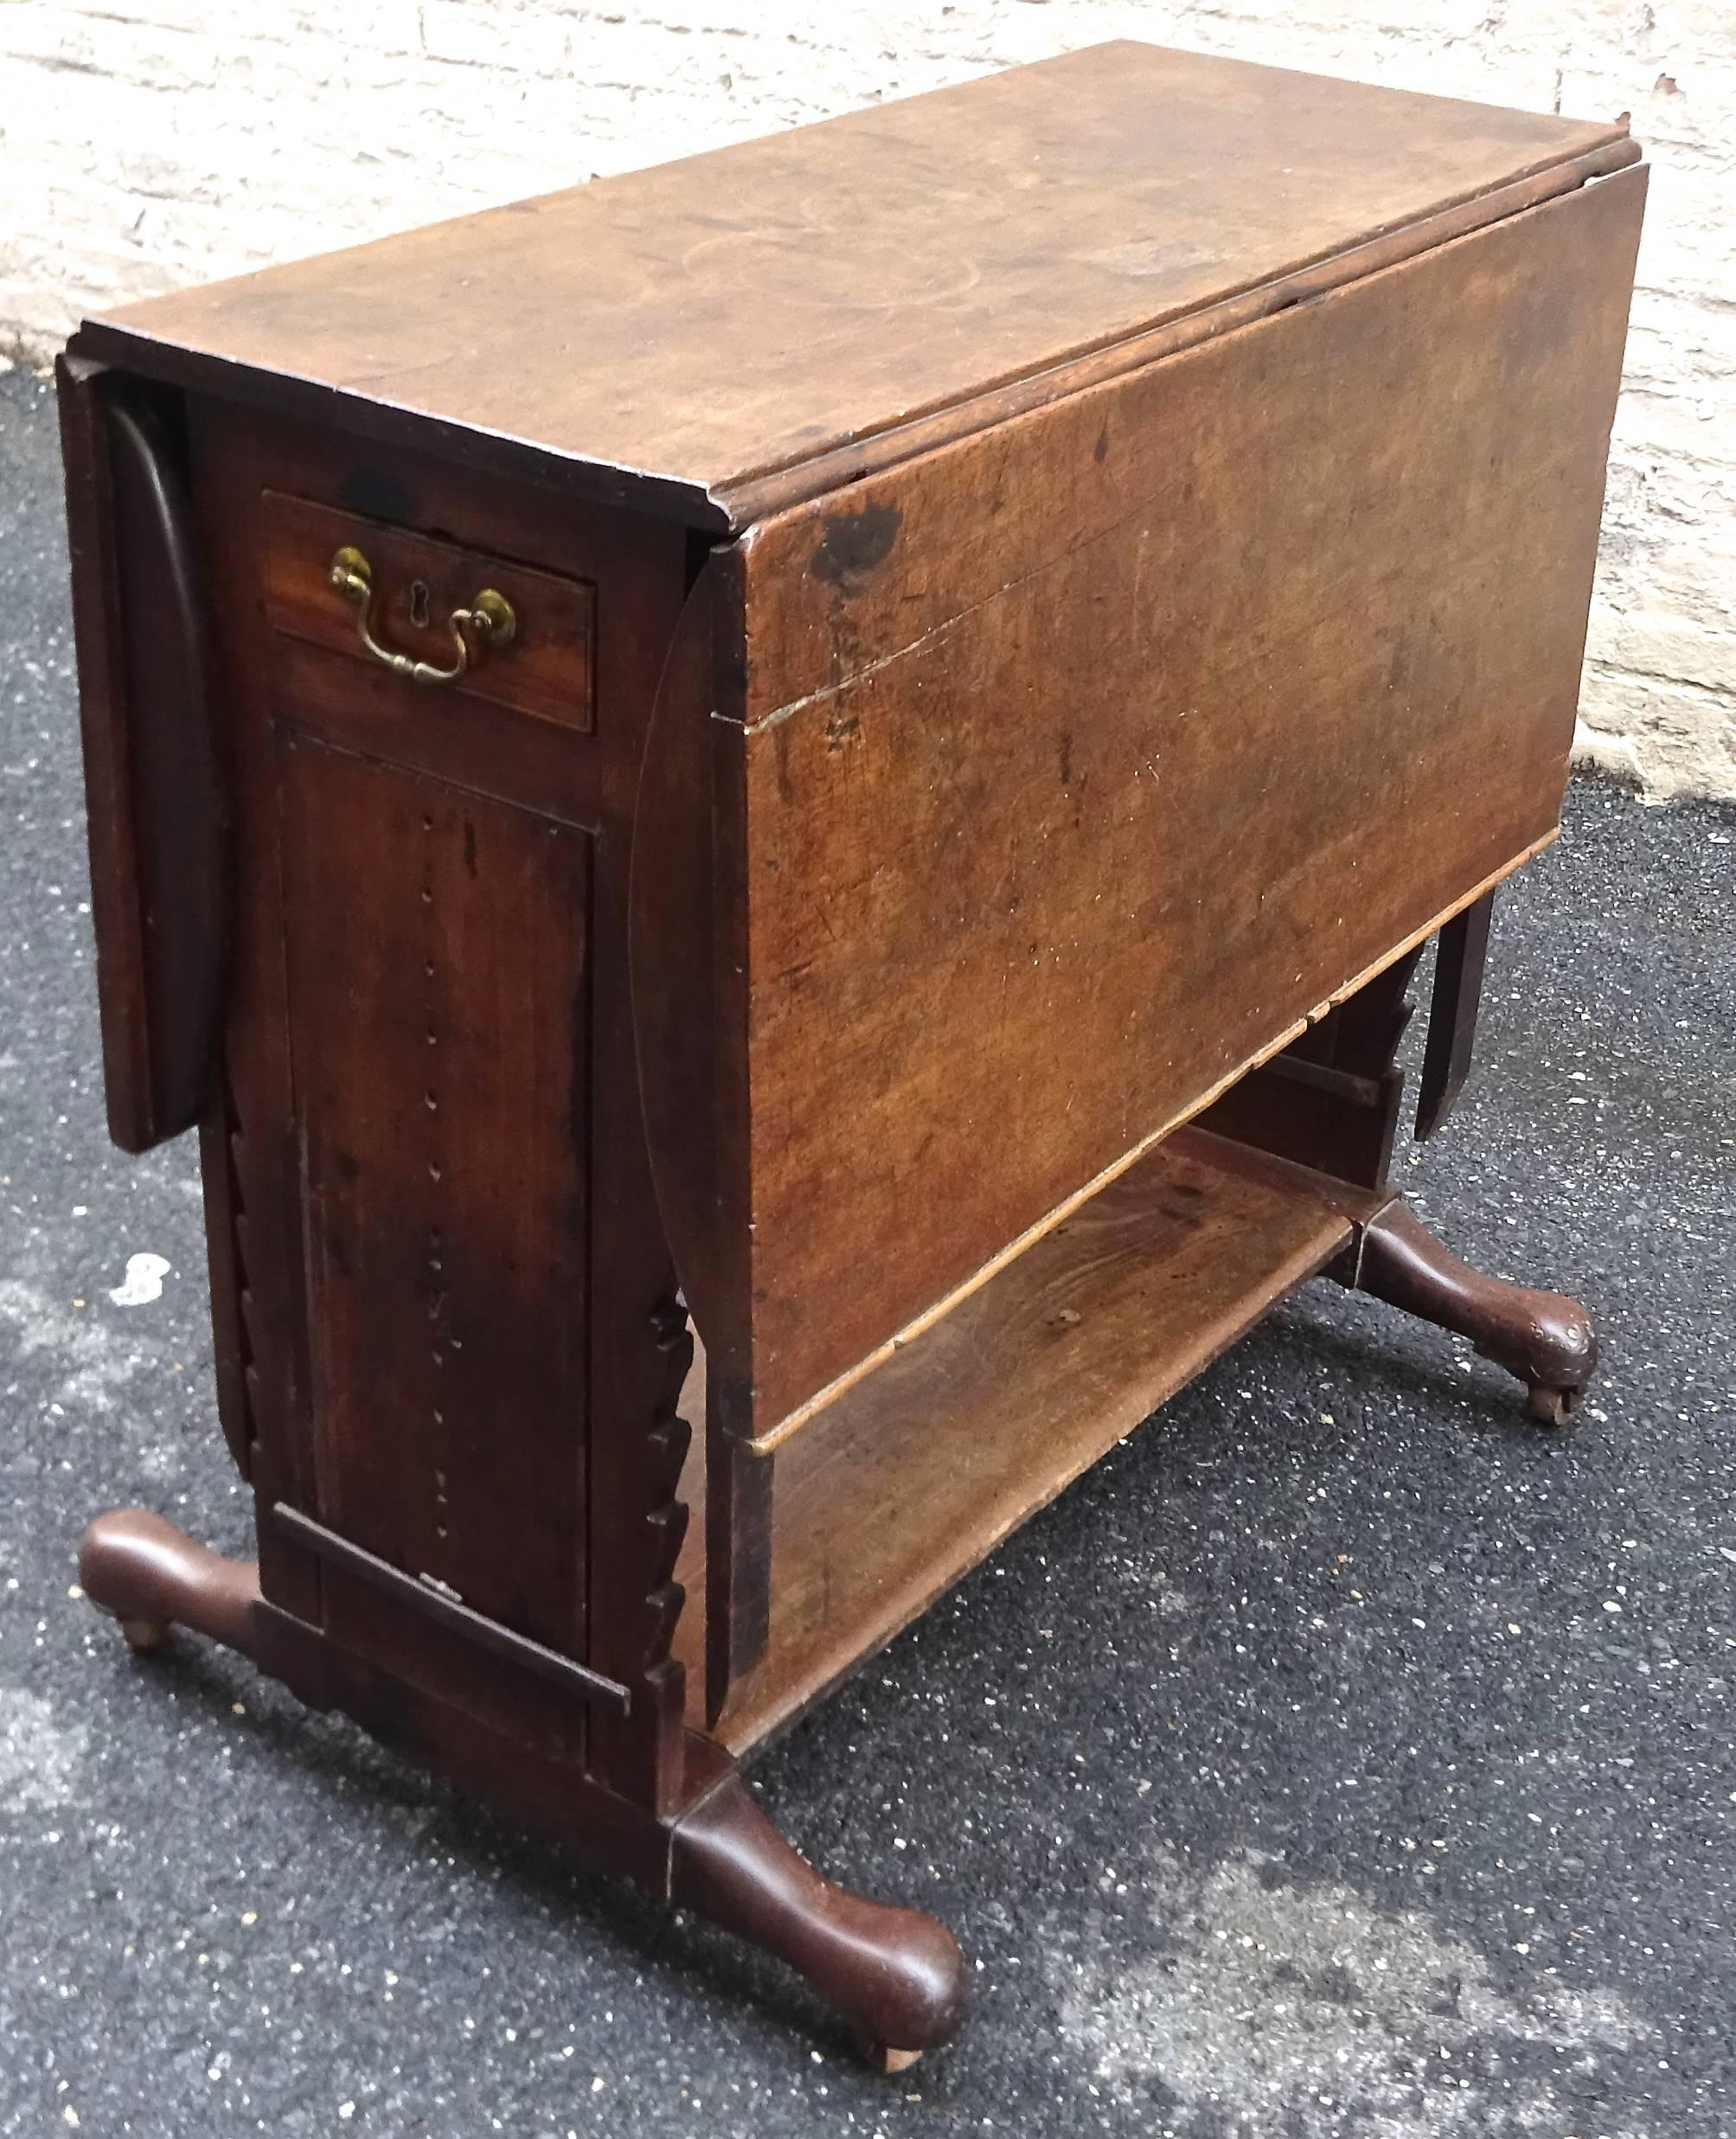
top-left (59, 42), bottom-right (1643, 2064)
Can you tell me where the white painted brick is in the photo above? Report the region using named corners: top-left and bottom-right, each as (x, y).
top-left (1577, 668), bottom-right (1736, 799)
top-left (420, 0), bottom-right (574, 73)
top-left (2, 0), bottom-right (1731, 797)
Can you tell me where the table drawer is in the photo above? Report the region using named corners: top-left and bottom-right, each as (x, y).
top-left (261, 489), bottom-right (595, 733)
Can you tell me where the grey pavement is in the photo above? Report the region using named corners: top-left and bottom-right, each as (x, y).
top-left (2, 361), bottom-right (1733, 2138)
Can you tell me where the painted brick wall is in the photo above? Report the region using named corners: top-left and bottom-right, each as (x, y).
top-left (2, 2), bottom-right (1731, 798)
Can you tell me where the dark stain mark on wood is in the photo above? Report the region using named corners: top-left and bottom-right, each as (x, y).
top-left (463, 821), bottom-right (477, 878)
top-left (824, 711), bottom-right (862, 753)
top-left (810, 503), bottom-right (903, 588)
top-left (1094, 423), bottom-right (1111, 463)
top-left (339, 464), bottom-right (419, 527)
top-left (1058, 730), bottom-right (1074, 788)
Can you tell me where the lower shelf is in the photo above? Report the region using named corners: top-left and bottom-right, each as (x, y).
top-left (673, 1127), bottom-right (1365, 1758)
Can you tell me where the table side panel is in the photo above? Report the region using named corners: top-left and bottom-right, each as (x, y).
top-left (726, 165), bottom-right (1645, 1440)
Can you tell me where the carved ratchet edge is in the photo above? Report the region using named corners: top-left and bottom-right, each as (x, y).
top-left (196, 1080), bottom-right (258, 1483)
top-left (642, 1297), bottom-right (696, 1682)
top-left (586, 1293), bottom-right (696, 1814)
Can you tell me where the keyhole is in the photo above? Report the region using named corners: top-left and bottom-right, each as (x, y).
top-left (409, 579), bottom-right (431, 630)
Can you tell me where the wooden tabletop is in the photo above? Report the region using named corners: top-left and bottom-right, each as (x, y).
top-left (83, 42), bottom-right (1629, 524)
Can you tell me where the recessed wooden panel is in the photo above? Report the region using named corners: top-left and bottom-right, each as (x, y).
top-left (718, 166), bottom-right (1645, 1442)
top-left (263, 489), bottom-right (595, 732)
top-left (276, 733), bottom-right (593, 1660)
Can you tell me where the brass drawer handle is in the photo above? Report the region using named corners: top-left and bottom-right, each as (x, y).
top-left (329, 545), bottom-right (516, 686)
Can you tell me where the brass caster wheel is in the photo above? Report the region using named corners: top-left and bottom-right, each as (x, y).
top-left (118, 1614), bottom-right (169, 1653)
top-left (862, 2040), bottom-right (924, 2075)
top-left (1524, 1384), bottom-right (1577, 1429)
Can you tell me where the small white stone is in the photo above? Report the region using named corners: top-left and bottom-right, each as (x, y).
top-left (108, 1252), bottom-right (170, 1306)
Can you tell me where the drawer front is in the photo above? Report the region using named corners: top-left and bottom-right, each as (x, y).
top-left (262, 489), bottom-right (596, 733)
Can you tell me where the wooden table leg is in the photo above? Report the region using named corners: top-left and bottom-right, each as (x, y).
top-left (78, 1508), bottom-right (260, 1655)
top-left (76, 1506), bottom-right (966, 2065)
top-left (669, 1771), bottom-right (969, 2065)
top-left (1345, 1201), bottom-right (1598, 1424)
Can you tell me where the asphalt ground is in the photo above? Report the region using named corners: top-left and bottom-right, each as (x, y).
top-left (3, 362), bottom-right (1733, 2138)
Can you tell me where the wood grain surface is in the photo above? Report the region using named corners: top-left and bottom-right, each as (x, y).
top-left (55, 368), bottom-right (229, 1153)
top-left (712, 166), bottom-right (1645, 1444)
top-left (58, 42), bottom-right (1644, 2044)
top-left (670, 1128), bottom-right (1357, 1754)
top-left (262, 490), bottom-right (597, 732)
top-left (278, 736), bottom-right (593, 1658)
top-left (181, 400), bottom-right (689, 1761)
top-left (76, 44), bottom-right (1627, 519)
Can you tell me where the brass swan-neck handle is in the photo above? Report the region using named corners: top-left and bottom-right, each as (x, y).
top-left (329, 545), bottom-right (516, 686)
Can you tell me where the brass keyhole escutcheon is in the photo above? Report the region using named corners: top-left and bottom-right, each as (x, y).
top-left (329, 547), bottom-right (516, 686)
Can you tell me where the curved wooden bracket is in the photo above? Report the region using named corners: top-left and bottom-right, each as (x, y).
top-left (57, 362), bottom-right (230, 1152)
